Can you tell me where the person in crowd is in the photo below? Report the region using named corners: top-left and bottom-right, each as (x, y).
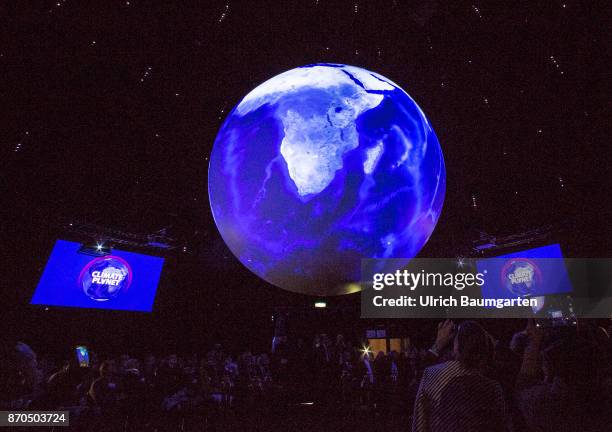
top-left (334, 334), bottom-right (346, 365)
top-left (313, 334), bottom-right (330, 365)
top-left (388, 350), bottom-right (399, 384)
top-left (142, 353), bottom-right (157, 383)
top-left (0, 341), bottom-right (41, 409)
top-left (4, 321), bottom-right (610, 431)
top-left (339, 350), bottom-right (355, 402)
top-left (288, 337), bottom-right (311, 400)
top-left (271, 339), bottom-right (289, 384)
top-left (119, 358), bottom-right (145, 414)
top-left (412, 320), bottom-right (507, 432)
top-left (355, 349), bottom-right (374, 406)
top-left (404, 336), bottom-right (419, 360)
top-left (516, 319), bottom-right (581, 432)
top-left (372, 350), bottom-right (389, 408)
top-left (156, 354), bottom-right (184, 398)
top-left (224, 355), bottom-right (239, 380)
top-left (88, 360), bottom-right (119, 411)
top-left (43, 356), bottom-right (86, 409)
top-left (510, 328), bottom-right (530, 357)
top-left (373, 351), bottom-right (388, 381)
top-left (206, 344), bottom-right (224, 378)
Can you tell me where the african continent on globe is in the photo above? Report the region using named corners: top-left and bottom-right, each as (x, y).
top-left (208, 64), bottom-right (445, 295)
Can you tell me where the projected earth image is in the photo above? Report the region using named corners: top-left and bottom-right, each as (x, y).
top-left (208, 64), bottom-right (445, 295)
top-left (80, 256), bottom-right (132, 301)
top-left (502, 259), bottom-right (541, 297)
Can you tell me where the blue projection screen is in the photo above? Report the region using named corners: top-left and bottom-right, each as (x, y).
top-left (31, 240), bottom-right (164, 312)
top-left (477, 243), bottom-right (573, 301)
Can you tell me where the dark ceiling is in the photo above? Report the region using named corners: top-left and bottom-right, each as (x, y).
top-left (2, 1), bottom-right (610, 345)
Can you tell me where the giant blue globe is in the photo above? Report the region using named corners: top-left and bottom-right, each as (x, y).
top-left (208, 64), bottom-right (445, 295)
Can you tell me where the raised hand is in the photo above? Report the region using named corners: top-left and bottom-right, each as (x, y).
top-left (434, 319), bottom-right (456, 351)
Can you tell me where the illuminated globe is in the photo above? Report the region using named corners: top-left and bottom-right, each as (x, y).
top-left (208, 64), bottom-right (445, 295)
top-left (80, 256), bottom-right (131, 301)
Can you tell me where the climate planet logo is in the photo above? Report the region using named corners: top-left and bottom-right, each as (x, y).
top-left (78, 256), bottom-right (132, 301)
top-left (501, 258), bottom-right (542, 297)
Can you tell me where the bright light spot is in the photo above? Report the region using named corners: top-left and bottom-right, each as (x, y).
top-left (361, 345), bottom-right (372, 357)
top-left (314, 301), bottom-right (327, 308)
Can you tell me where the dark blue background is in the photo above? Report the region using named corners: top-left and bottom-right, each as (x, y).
top-left (31, 240), bottom-right (164, 312)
